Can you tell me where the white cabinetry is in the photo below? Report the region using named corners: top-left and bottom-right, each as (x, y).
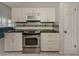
top-left (12, 8), bottom-right (26, 22)
top-left (41, 33), bottom-right (59, 51)
top-left (47, 8), bottom-right (55, 22)
top-left (12, 8), bottom-right (55, 22)
top-left (39, 8), bottom-right (48, 22)
top-left (4, 33), bottom-right (22, 51)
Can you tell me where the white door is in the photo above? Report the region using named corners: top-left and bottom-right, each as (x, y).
top-left (63, 3), bottom-right (77, 55)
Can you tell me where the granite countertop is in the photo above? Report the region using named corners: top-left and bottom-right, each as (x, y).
top-left (6, 30), bottom-right (23, 33)
top-left (6, 29), bottom-right (59, 33)
top-left (41, 30), bottom-right (59, 33)
top-left (0, 27), bottom-right (14, 38)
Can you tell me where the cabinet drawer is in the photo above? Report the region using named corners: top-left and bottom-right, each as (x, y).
top-left (47, 46), bottom-right (59, 51)
top-left (41, 33), bottom-right (59, 35)
top-left (41, 36), bottom-right (59, 41)
top-left (5, 33), bottom-right (22, 39)
top-left (5, 33), bottom-right (14, 37)
top-left (43, 40), bottom-right (59, 46)
top-left (41, 33), bottom-right (59, 38)
top-left (41, 45), bottom-right (59, 51)
top-left (13, 34), bottom-right (22, 39)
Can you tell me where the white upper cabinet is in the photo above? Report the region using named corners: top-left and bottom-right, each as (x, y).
top-left (47, 8), bottom-right (55, 22)
top-left (39, 8), bottom-right (48, 22)
top-left (12, 8), bottom-right (55, 22)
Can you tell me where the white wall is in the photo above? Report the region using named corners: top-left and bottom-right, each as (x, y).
top-left (0, 3), bottom-right (11, 27)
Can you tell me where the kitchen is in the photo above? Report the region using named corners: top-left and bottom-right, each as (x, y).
top-left (0, 2), bottom-right (79, 56)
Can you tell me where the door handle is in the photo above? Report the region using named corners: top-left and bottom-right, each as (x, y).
top-left (74, 44), bottom-right (76, 48)
top-left (64, 31), bottom-right (67, 33)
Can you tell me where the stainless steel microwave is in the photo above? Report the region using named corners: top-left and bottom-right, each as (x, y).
top-left (25, 15), bottom-right (40, 22)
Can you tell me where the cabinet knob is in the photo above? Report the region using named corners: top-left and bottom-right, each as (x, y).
top-left (74, 44), bottom-right (76, 48)
top-left (48, 47), bottom-right (52, 49)
top-left (64, 31), bottom-right (67, 33)
top-left (48, 40), bottom-right (52, 42)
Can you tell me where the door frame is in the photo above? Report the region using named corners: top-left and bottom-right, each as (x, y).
top-left (59, 3), bottom-right (64, 55)
top-left (59, 2), bottom-right (78, 55)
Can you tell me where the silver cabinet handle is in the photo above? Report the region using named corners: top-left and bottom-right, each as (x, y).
top-left (64, 31), bottom-right (67, 33)
top-left (74, 44), bottom-right (76, 48)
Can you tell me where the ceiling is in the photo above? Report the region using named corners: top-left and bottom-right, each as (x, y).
top-left (3, 2), bottom-right (59, 8)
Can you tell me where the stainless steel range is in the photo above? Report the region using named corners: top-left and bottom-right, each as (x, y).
top-left (23, 30), bottom-right (40, 53)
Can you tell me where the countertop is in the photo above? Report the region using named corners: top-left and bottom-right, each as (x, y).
top-left (6, 29), bottom-right (59, 33)
top-left (0, 27), bottom-right (14, 39)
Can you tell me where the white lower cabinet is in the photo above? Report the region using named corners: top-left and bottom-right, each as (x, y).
top-left (4, 33), bottom-right (22, 51)
top-left (41, 33), bottom-right (59, 51)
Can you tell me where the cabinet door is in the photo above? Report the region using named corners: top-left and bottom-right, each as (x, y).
top-left (63, 3), bottom-right (77, 55)
top-left (4, 33), bottom-right (22, 51)
top-left (12, 33), bottom-right (22, 51)
top-left (12, 8), bottom-right (26, 22)
top-left (41, 33), bottom-right (59, 51)
top-left (40, 8), bottom-right (48, 22)
top-left (4, 33), bottom-right (14, 51)
top-left (47, 8), bottom-right (55, 22)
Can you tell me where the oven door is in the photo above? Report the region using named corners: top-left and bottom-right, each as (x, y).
top-left (24, 35), bottom-right (40, 47)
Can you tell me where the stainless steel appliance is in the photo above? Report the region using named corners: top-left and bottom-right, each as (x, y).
top-left (23, 30), bottom-right (40, 53)
top-left (23, 34), bottom-right (40, 47)
top-left (25, 13), bottom-right (40, 22)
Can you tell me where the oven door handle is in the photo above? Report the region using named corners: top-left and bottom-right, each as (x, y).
top-left (23, 36), bottom-right (39, 38)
